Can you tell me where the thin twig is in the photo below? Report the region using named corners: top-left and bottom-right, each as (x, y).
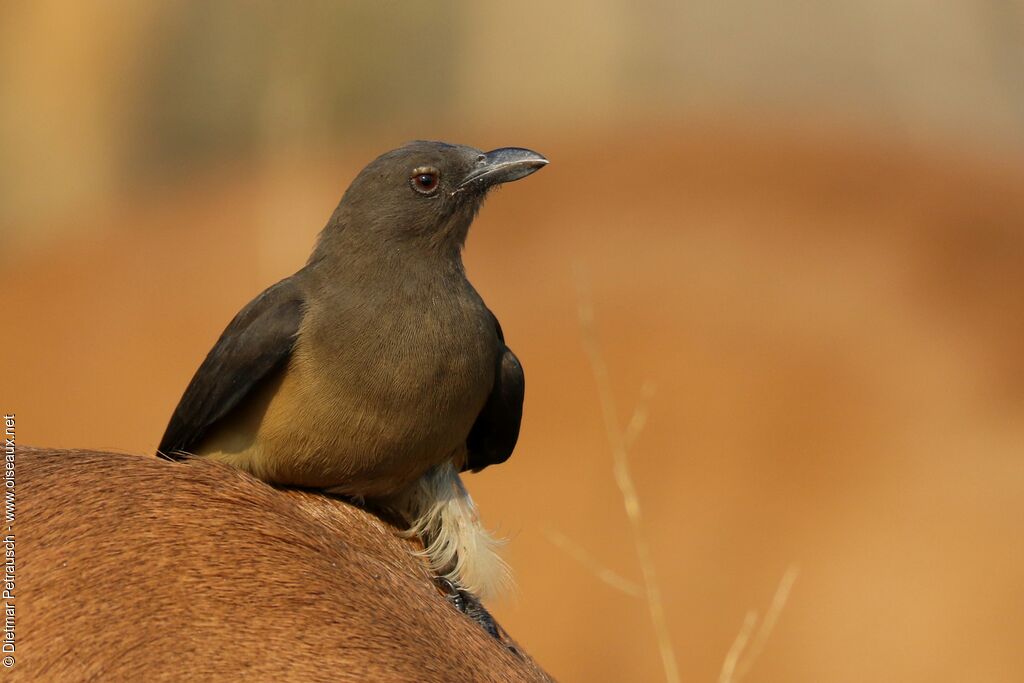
top-left (574, 265), bottom-right (681, 683)
top-left (719, 611), bottom-right (759, 683)
top-left (543, 526), bottom-right (643, 598)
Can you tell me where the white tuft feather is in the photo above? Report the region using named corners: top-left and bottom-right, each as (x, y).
top-left (397, 461), bottom-right (510, 599)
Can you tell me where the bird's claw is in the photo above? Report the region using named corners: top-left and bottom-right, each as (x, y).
top-left (435, 576), bottom-right (467, 613)
top-left (433, 576), bottom-right (501, 642)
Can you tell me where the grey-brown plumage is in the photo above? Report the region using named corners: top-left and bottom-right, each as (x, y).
top-left (158, 142), bottom-right (545, 595)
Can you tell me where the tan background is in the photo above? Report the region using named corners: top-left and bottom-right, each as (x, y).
top-left (3, 3), bottom-right (1024, 681)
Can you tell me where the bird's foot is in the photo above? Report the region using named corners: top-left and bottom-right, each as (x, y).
top-left (434, 576), bottom-right (500, 641)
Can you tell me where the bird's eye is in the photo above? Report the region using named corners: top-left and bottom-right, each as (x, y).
top-left (410, 168), bottom-right (440, 195)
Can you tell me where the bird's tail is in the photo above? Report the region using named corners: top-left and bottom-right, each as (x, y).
top-left (397, 461), bottom-right (510, 600)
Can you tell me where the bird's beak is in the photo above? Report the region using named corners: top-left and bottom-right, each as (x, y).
top-left (458, 147), bottom-right (548, 189)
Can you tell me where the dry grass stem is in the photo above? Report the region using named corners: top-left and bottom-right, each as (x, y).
top-left (542, 526), bottom-right (644, 598)
top-left (734, 564), bottom-right (800, 681)
top-left (574, 266), bottom-right (681, 683)
top-left (623, 380), bottom-right (657, 455)
top-left (719, 564), bottom-right (800, 683)
top-left (718, 610), bottom-right (758, 683)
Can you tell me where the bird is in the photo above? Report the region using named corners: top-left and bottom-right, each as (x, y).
top-left (158, 141), bottom-right (547, 599)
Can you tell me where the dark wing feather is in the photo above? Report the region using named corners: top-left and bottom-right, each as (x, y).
top-left (464, 313), bottom-right (525, 472)
top-left (158, 276), bottom-right (305, 459)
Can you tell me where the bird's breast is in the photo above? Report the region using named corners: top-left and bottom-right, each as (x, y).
top-left (241, 285), bottom-right (497, 495)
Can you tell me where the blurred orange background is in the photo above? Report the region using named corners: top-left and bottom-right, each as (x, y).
top-left (3, 3), bottom-right (1024, 681)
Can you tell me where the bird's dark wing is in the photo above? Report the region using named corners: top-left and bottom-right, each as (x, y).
top-left (158, 277), bottom-right (305, 459)
top-left (464, 313), bottom-right (525, 472)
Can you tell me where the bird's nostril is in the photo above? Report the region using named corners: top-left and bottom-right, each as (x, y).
top-left (475, 154), bottom-right (486, 164)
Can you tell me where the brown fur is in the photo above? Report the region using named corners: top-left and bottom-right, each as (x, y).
top-left (16, 447), bottom-right (552, 682)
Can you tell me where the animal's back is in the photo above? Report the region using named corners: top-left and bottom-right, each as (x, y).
top-left (17, 447), bottom-right (550, 682)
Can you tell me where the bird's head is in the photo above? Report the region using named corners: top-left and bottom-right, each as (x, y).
top-left (319, 141), bottom-right (548, 262)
